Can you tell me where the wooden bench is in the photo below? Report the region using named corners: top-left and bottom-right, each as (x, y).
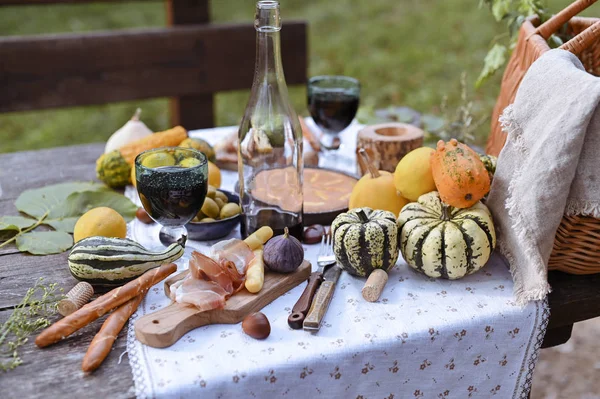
top-left (0, 0), bottom-right (308, 129)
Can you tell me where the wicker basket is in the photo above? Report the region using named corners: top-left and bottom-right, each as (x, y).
top-left (485, 0), bottom-right (600, 274)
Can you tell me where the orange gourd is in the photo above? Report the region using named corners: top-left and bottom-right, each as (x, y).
top-left (430, 139), bottom-right (490, 208)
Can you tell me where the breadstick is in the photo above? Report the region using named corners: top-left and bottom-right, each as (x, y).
top-left (299, 116), bottom-right (321, 152)
top-left (244, 226), bottom-right (274, 251)
top-left (81, 293), bottom-right (145, 373)
top-left (245, 249), bottom-right (265, 293)
top-left (35, 263), bottom-right (177, 348)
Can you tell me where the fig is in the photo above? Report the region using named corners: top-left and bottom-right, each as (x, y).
top-left (263, 227), bottom-right (304, 273)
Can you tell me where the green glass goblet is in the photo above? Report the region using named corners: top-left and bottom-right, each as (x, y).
top-left (135, 147), bottom-right (208, 246)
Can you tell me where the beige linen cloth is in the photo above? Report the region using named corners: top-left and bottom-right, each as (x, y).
top-left (487, 49), bottom-right (600, 305)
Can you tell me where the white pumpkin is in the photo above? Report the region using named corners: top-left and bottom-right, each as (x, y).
top-left (397, 191), bottom-right (496, 279)
top-left (104, 108), bottom-right (153, 153)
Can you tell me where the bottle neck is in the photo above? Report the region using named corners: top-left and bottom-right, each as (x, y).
top-left (254, 29), bottom-right (285, 84)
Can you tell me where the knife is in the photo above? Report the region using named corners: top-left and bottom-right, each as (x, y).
top-left (303, 264), bottom-right (342, 331)
top-left (287, 270), bottom-right (324, 329)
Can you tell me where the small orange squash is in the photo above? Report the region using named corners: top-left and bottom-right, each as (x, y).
top-left (430, 139), bottom-right (490, 208)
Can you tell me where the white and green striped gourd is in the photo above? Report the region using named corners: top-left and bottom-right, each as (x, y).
top-left (331, 207), bottom-right (399, 277)
top-left (397, 191), bottom-right (496, 279)
top-left (68, 236), bottom-right (185, 286)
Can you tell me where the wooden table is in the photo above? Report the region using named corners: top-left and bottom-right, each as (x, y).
top-left (0, 144), bottom-right (599, 398)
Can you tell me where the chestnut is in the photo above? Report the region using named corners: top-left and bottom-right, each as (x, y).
top-left (136, 208), bottom-right (153, 224)
top-left (242, 312), bottom-right (271, 340)
top-left (303, 224), bottom-right (325, 244)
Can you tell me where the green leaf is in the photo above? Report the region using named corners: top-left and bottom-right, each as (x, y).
top-left (491, 0), bottom-right (511, 21)
top-left (476, 43), bottom-right (507, 88)
top-left (15, 182), bottom-right (109, 220)
top-left (45, 190), bottom-right (138, 233)
top-left (15, 231), bottom-right (73, 255)
top-left (0, 216), bottom-right (37, 241)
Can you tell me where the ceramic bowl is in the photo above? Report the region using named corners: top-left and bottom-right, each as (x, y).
top-left (186, 190), bottom-right (240, 241)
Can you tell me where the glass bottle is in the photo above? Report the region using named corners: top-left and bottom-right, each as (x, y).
top-left (238, 0), bottom-right (304, 240)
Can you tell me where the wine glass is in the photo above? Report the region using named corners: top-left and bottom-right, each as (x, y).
top-left (135, 147), bottom-right (208, 246)
top-left (307, 75), bottom-right (360, 152)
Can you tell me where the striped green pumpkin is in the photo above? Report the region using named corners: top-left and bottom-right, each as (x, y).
top-left (331, 207), bottom-right (399, 277)
top-left (398, 191), bottom-right (496, 279)
top-left (68, 236), bottom-right (185, 286)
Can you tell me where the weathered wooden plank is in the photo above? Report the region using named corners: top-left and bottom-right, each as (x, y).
top-left (0, 144), bottom-right (102, 200)
top-left (0, 308), bottom-right (134, 398)
top-left (166, 0), bottom-right (209, 26)
top-left (0, 251), bottom-right (73, 309)
top-left (547, 270), bottom-right (600, 329)
top-left (541, 324), bottom-right (574, 348)
top-left (1, 22), bottom-right (308, 116)
top-left (166, 0), bottom-right (215, 129)
top-left (0, 0), bottom-right (145, 5)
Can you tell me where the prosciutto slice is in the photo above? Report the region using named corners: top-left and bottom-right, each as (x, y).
top-left (170, 240), bottom-right (255, 311)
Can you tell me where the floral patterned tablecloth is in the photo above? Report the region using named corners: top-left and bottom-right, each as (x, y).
top-left (125, 123), bottom-right (548, 399)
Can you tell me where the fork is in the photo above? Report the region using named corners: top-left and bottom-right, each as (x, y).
top-left (288, 233), bottom-right (336, 329)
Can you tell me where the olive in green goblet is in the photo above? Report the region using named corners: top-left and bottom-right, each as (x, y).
top-left (135, 147), bottom-right (208, 246)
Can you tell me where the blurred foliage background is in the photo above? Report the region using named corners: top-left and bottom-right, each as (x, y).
top-left (0, 0), bottom-right (591, 153)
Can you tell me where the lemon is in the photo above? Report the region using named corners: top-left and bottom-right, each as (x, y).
top-left (394, 147), bottom-right (437, 201)
top-left (73, 207), bottom-right (127, 242)
top-left (208, 161), bottom-right (221, 188)
top-left (179, 157), bottom-right (201, 168)
top-left (141, 152), bottom-right (176, 169)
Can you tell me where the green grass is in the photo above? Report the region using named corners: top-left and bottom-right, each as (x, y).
top-left (0, 0), bottom-right (582, 153)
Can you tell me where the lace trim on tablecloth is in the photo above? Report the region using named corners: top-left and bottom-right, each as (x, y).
top-left (513, 298), bottom-right (550, 398)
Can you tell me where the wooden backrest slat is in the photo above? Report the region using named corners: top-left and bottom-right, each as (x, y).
top-left (0, 22), bottom-right (308, 113)
top-left (0, 0), bottom-right (147, 5)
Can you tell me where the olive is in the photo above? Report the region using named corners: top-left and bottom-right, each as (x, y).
top-left (214, 197), bottom-right (225, 210)
top-left (206, 185), bottom-right (217, 199)
top-left (201, 197), bottom-right (220, 219)
top-left (220, 203), bottom-right (241, 219)
top-left (214, 190), bottom-right (229, 203)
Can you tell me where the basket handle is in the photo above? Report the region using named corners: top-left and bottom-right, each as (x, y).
top-left (560, 19), bottom-right (600, 54)
top-left (535, 0), bottom-right (597, 39)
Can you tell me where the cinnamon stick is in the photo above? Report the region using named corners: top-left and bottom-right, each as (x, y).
top-left (35, 263), bottom-right (177, 348)
top-left (81, 293), bottom-right (145, 373)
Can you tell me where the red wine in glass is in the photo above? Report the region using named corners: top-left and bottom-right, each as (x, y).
top-left (307, 76), bottom-right (360, 150)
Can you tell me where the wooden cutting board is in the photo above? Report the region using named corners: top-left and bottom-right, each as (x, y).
top-left (135, 260), bottom-right (311, 348)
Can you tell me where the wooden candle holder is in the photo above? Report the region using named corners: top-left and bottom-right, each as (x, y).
top-left (356, 123), bottom-right (424, 175)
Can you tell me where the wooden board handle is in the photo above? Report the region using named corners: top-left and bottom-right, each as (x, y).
top-left (287, 271), bottom-right (323, 329)
top-left (303, 280), bottom-right (335, 331)
top-left (135, 303), bottom-right (211, 348)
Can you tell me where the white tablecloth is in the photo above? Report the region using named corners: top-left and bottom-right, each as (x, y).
top-left (125, 123), bottom-right (548, 399)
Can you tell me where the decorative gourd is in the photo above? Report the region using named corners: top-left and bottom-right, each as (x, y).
top-left (68, 236), bottom-right (185, 286)
top-left (119, 126), bottom-right (188, 165)
top-left (479, 154), bottom-right (497, 175)
top-left (104, 108), bottom-right (153, 154)
top-left (96, 126), bottom-right (187, 188)
top-left (331, 207), bottom-right (399, 277)
top-left (430, 139), bottom-right (490, 208)
top-left (349, 149), bottom-right (409, 216)
top-left (96, 150), bottom-right (132, 188)
top-left (398, 191), bottom-right (496, 279)
top-left (263, 227), bottom-right (304, 273)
